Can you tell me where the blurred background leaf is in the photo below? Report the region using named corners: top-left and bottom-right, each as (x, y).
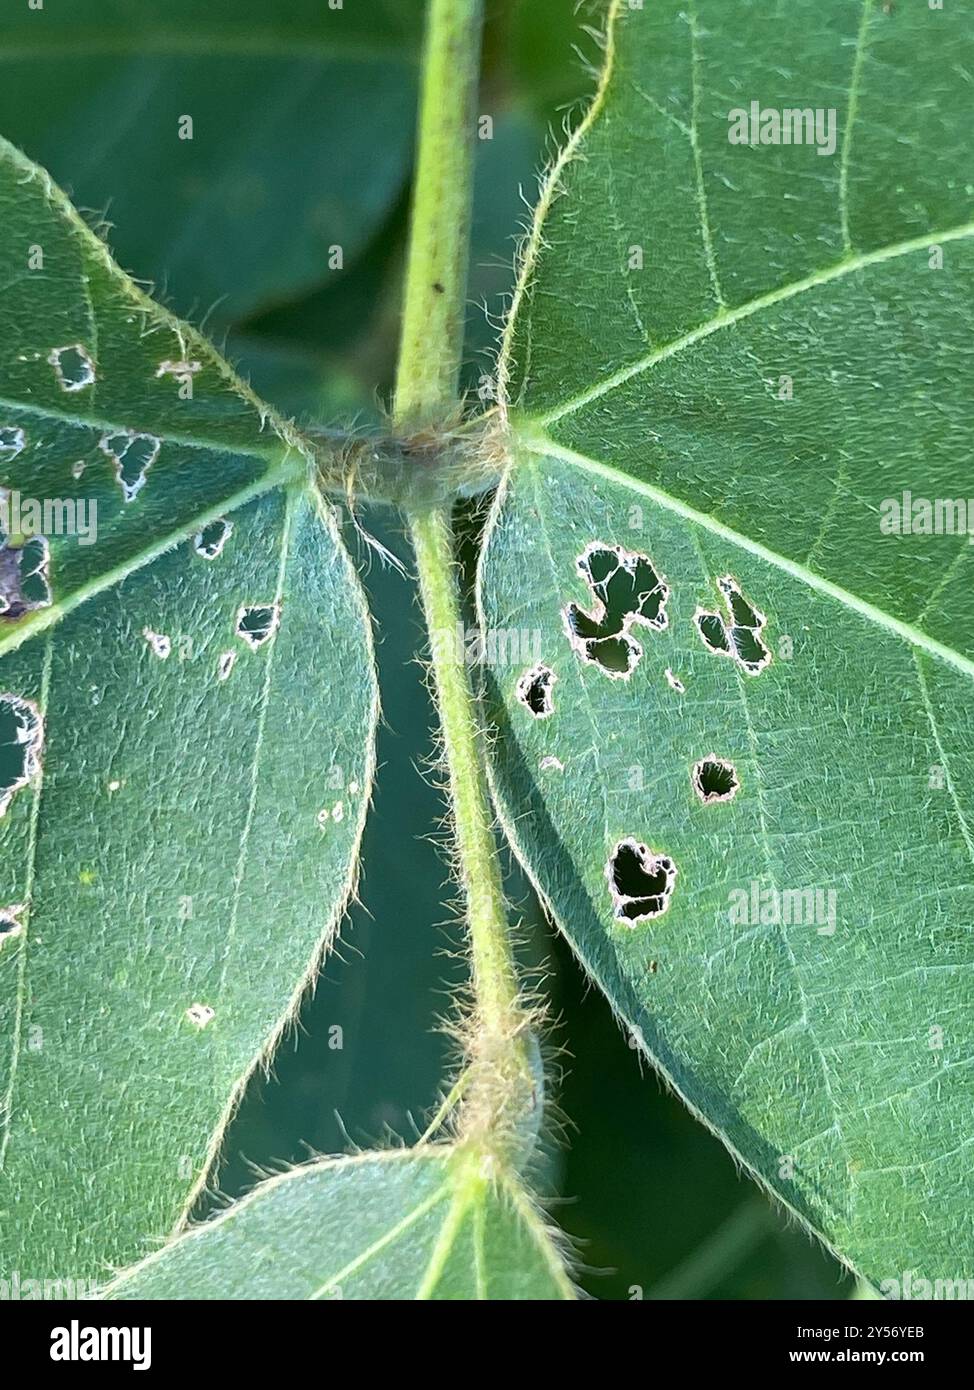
top-left (7, 0), bottom-right (853, 1298)
top-left (0, 0), bottom-right (421, 324)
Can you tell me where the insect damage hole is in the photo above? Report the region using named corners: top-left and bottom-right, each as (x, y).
top-left (48, 343), bottom-right (96, 392)
top-left (194, 518), bottom-right (232, 560)
top-left (0, 426), bottom-right (26, 457)
top-left (0, 693), bottom-right (44, 818)
top-left (217, 650), bottom-right (236, 681)
top-left (185, 1003), bottom-right (215, 1029)
top-left (99, 431), bottom-right (160, 503)
top-left (664, 668), bottom-right (685, 693)
top-left (0, 904), bottom-right (25, 946)
top-left (693, 576), bottom-right (771, 674)
top-left (516, 662), bottom-right (557, 717)
top-left (236, 603), bottom-right (280, 650)
top-left (563, 541), bottom-right (669, 679)
top-left (1, 533), bottom-right (52, 617)
top-left (142, 628), bottom-right (172, 659)
top-left (691, 755), bottom-right (740, 804)
top-left (606, 837), bottom-right (677, 925)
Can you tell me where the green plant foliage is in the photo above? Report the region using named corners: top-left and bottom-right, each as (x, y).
top-left (0, 137), bottom-right (377, 1279)
top-left (2, 0), bottom-right (969, 1303)
top-left (480, 0), bottom-right (974, 1286)
top-left (105, 1147), bottom-right (574, 1299)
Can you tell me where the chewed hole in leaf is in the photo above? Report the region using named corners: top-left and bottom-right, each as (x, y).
top-left (217, 650), bottom-right (236, 681)
top-left (0, 903), bottom-right (25, 945)
top-left (194, 518), bottom-right (232, 560)
top-left (719, 576), bottom-right (760, 628)
top-left (516, 662), bottom-right (557, 717)
top-left (0, 426), bottom-right (26, 457)
top-left (694, 610), bottom-right (730, 654)
top-left (694, 577), bottom-right (771, 675)
top-left (0, 693), bottom-right (44, 818)
top-left (563, 541), bottom-right (669, 679)
top-left (586, 632), bottom-right (640, 677)
top-left (692, 755), bottom-right (740, 804)
top-left (142, 628), bottom-right (172, 660)
top-left (664, 667), bottom-right (686, 693)
top-left (606, 837), bottom-right (677, 925)
top-left (236, 603), bottom-right (280, 650)
top-left (17, 536), bottom-right (51, 609)
top-left (1, 534), bottom-right (51, 617)
top-left (48, 343), bottom-right (96, 392)
top-left (185, 1003), bottom-right (215, 1029)
top-left (99, 431), bottom-right (160, 503)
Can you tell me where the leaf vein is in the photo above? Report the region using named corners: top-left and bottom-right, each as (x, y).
top-left (531, 221), bottom-right (974, 425)
top-left (839, 0), bottom-right (876, 254)
top-left (520, 435), bottom-right (974, 681)
top-left (217, 490), bottom-right (297, 1002)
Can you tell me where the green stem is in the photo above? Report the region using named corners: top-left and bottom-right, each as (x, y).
top-left (409, 506), bottom-right (521, 1046)
top-left (393, 0), bottom-right (484, 431)
top-left (396, 1), bottom-right (530, 1152)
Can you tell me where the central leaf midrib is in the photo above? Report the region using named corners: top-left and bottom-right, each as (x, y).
top-left (518, 436), bottom-right (974, 681)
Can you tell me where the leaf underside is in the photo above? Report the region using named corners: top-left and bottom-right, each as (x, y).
top-left (0, 136), bottom-right (377, 1279)
top-left (481, 0), bottom-right (974, 1285)
top-left (105, 1148), bottom-right (575, 1301)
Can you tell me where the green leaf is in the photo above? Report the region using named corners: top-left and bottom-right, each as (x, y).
top-left (0, 0), bottom-right (420, 323)
top-left (0, 136), bottom-right (377, 1279)
top-left (481, 0), bottom-right (974, 1286)
top-left (104, 1147), bottom-right (576, 1299)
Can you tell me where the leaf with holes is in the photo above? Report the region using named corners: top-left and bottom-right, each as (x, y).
top-left (0, 0), bottom-right (420, 324)
top-left (103, 1147), bottom-right (575, 1300)
top-left (0, 136), bottom-right (377, 1279)
top-left (480, 0), bottom-right (974, 1286)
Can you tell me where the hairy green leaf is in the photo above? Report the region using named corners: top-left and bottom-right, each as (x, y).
top-left (481, 0), bottom-right (974, 1287)
top-left (0, 137), bottom-right (377, 1280)
top-left (105, 1147), bottom-right (575, 1300)
top-left (0, 0), bottom-right (419, 323)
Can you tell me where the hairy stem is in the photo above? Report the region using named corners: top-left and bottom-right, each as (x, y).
top-left (396, 0), bottom-right (532, 1152)
top-left (410, 507), bottom-right (517, 1028)
top-left (409, 506), bottom-right (532, 1145)
top-left (393, 0), bottom-right (484, 430)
